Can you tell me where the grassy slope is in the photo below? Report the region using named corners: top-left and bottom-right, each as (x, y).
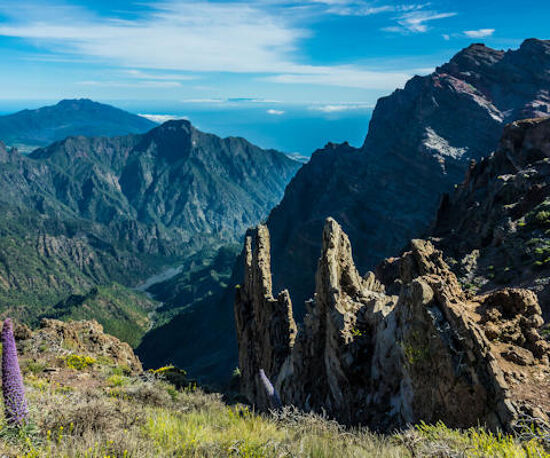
top-left (0, 346), bottom-right (548, 457)
top-left (0, 201), bottom-right (163, 347)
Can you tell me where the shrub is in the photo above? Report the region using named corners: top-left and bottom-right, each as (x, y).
top-left (64, 354), bottom-right (96, 371)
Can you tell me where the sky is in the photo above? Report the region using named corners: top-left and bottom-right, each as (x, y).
top-left (0, 0), bottom-right (548, 153)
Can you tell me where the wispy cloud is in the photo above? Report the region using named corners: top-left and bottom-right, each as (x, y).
top-left (181, 97), bottom-right (281, 104)
top-left (124, 70), bottom-right (197, 81)
top-left (0, 1), bottom-right (432, 90)
top-left (320, 2), bottom-right (426, 17)
top-left (77, 80), bottom-right (182, 88)
top-left (267, 108), bottom-right (285, 115)
top-left (463, 28), bottom-right (495, 38)
top-left (383, 10), bottom-right (457, 33)
top-left (0, 1), bottom-right (305, 73)
top-left (264, 66), bottom-right (412, 90)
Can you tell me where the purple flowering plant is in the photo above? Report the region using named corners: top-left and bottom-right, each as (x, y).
top-left (2, 318), bottom-right (29, 426)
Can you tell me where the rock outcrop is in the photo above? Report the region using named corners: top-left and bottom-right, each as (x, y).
top-left (266, 39), bottom-right (550, 315)
top-left (234, 226), bottom-right (296, 407)
top-left (18, 319), bottom-right (143, 372)
top-left (432, 117), bottom-right (550, 322)
top-left (235, 219), bottom-right (550, 430)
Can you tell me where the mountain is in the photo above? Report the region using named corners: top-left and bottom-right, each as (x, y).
top-left (266, 39), bottom-right (550, 314)
top-left (0, 99), bottom-right (157, 152)
top-left (0, 120), bottom-right (301, 347)
top-left (431, 117), bottom-right (550, 324)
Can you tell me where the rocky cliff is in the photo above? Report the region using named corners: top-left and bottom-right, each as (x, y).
top-left (431, 117), bottom-right (550, 323)
top-left (235, 219), bottom-right (550, 430)
top-left (266, 39), bottom-right (550, 314)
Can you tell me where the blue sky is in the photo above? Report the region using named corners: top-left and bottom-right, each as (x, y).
top-left (0, 0), bottom-right (547, 106)
top-left (0, 0), bottom-right (547, 153)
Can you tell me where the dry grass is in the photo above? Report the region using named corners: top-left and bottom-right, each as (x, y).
top-left (0, 356), bottom-right (548, 457)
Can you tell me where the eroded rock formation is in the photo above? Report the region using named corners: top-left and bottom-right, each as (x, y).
top-left (234, 226), bottom-right (296, 408)
top-left (235, 219), bottom-right (550, 430)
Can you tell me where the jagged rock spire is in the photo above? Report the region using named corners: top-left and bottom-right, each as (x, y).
top-left (234, 225), bottom-right (297, 409)
top-left (235, 218), bottom-right (550, 431)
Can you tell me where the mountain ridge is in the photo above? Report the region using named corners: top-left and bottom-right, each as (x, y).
top-left (0, 117), bottom-right (301, 349)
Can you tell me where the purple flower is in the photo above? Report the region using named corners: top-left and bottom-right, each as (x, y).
top-left (259, 369), bottom-right (282, 409)
top-left (2, 319), bottom-right (28, 425)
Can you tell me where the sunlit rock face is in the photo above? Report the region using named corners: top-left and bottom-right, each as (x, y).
top-left (431, 117), bottom-right (550, 322)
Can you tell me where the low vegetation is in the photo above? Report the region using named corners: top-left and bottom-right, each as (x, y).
top-left (0, 358), bottom-right (548, 456)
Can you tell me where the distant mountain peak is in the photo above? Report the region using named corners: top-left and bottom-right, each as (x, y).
top-left (56, 98), bottom-right (95, 105)
top-left (519, 37), bottom-right (550, 52)
top-left (0, 99), bottom-right (157, 151)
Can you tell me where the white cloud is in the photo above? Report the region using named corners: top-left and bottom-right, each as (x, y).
top-left (124, 70), bottom-right (197, 81)
top-left (182, 98), bottom-right (226, 104)
top-left (442, 33), bottom-right (450, 40)
top-left (305, 1), bottom-right (426, 17)
top-left (383, 10), bottom-right (457, 33)
top-left (139, 114), bottom-right (189, 123)
top-left (0, 1), bottom-right (305, 73)
top-left (180, 97), bottom-right (281, 104)
top-left (265, 66), bottom-right (412, 90)
top-left (309, 103), bottom-right (373, 113)
top-left (463, 28), bottom-right (495, 38)
top-left (267, 109), bottom-right (285, 115)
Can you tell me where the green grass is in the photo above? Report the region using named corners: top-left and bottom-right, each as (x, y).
top-left (0, 366), bottom-right (546, 458)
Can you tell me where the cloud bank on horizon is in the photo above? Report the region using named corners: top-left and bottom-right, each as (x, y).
top-left (0, 0), bottom-right (546, 106)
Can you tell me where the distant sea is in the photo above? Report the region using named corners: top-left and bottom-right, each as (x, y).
top-left (0, 100), bottom-right (372, 156)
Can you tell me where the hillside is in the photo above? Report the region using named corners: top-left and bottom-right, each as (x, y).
top-left (266, 39), bottom-right (550, 313)
top-left (0, 99), bottom-right (156, 152)
top-left (0, 119), bottom-right (301, 350)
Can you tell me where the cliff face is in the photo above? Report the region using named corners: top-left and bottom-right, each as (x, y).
top-left (235, 220), bottom-right (550, 430)
top-left (432, 117), bottom-right (550, 322)
top-left (267, 39), bottom-right (550, 313)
